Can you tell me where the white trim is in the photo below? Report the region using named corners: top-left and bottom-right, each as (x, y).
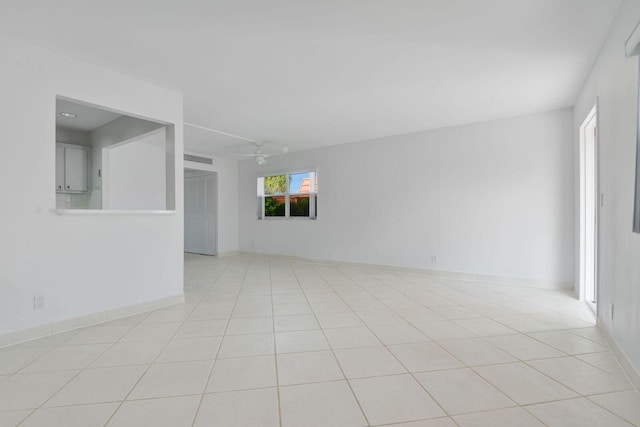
top-left (259, 216), bottom-right (318, 221)
top-left (634, 56), bottom-right (640, 233)
top-left (0, 294), bottom-right (184, 349)
top-left (578, 103), bottom-right (599, 313)
top-left (285, 174), bottom-right (291, 217)
top-left (256, 167), bottom-right (318, 178)
top-left (597, 318), bottom-right (640, 392)
top-left (237, 251), bottom-right (572, 290)
top-left (216, 250), bottom-right (240, 257)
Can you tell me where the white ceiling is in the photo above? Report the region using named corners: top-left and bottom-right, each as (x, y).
top-left (0, 0), bottom-right (621, 156)
top-left (56, 99), bottom-right (122, 132)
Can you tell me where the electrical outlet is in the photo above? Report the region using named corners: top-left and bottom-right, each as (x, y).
top-left (430, 255), bottom-right (438, 263)
top-left (33, 295), bottom-right (45, 310)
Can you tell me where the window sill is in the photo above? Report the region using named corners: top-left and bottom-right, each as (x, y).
top-left (258, 217), bottom-right (317, 220)
top-left (55, 209), bottom-right (176, 216)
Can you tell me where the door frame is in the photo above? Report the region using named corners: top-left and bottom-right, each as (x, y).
top-left (184, 166), bottom-right (218, 256)
top-left (578, 103), bottom-right (599, 314)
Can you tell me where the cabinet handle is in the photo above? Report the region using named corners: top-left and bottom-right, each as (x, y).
top-left (66, 185), bottom-right (70, 189)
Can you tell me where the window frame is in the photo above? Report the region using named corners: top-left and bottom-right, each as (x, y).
top-left (257, 169), bottom-right (317, 220)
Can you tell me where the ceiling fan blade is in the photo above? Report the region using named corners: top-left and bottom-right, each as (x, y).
top-left (225, 141), bottom-right (288, 158)
top-left (226, 152), bottom-right (263, 157)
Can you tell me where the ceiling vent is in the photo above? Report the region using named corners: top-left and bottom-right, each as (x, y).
top-left (184, 153), bottom-right (213, 165)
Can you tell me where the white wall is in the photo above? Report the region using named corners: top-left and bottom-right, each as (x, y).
top-left (573, 0), bottom-right (640, 375)
top-left (56, 128), bottom-right (90, 146)
top-left (89, 115), bottom-right (164, 209)
top-left (239, 109), bottom-right (574, 285)
top-left (104, 129), bottom-right (167, 210)
top-left (184, 155), bottom-right (239, 255)
top-left (0, 34), bottom-right (184, 335)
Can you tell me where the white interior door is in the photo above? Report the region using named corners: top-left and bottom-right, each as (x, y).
top-left (184, 173), bottom-right (217, 255)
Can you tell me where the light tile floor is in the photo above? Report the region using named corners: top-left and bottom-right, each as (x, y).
top-left (0, 254), bottom-right (639, 426)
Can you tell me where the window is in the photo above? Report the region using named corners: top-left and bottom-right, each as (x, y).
top-left (257, 171), bottom-right (317, 219)
top-left (263, 174), bottom-right (286, 217)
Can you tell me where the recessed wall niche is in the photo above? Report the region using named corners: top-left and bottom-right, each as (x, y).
top-left (55, 97), bottom-right (175, 211)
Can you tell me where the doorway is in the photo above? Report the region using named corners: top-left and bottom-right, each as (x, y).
top-left (579, 105), bottom-right (598, 313)
top-left (184, 169), bottom-right (218, 256)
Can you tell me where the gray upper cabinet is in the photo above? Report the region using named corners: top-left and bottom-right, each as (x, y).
top-left (55, 144), bottom-right (65, 192)
top-left (56, 143), bottom-right (90, 193)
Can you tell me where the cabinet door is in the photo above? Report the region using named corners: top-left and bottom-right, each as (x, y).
top-left (64, 146), bottom-right (89, 192)
top-left (55, 144), bottom-right (65, 192)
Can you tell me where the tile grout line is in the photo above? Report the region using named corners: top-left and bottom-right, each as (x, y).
top-left (101, 257), bottom-right (236, 426)
top-left (311, 264), bottom-right (455, 424)
top-left (290, 262), bottom-right (372, 426)
top-left (270, 259), bottom-right (284, 427)
top-left (521, 355), bottom-right (635, 398)
top-left (317, 265), bottom-right (604, 422)
top-left (584, 393), bottom-right (640, 425)
top-left (189, 257), bottom-right (250, 427)
top-left (15, 323), bottom-right (142, 426)
top-left (179, 257), bottom-right (630, 425)
top-left (2, 254), bottom-right (636, 426)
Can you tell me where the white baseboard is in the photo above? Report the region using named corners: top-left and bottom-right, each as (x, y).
top-left (217, 250), bottom-right (240, 257)
top-left (0, 294), bottom-right (184, 349)
top-left (597, 318), bottom-right (640, 392)
top-left (237, 251), bottom-right (572, 290)
top-left (184, 250), bottom-right (240, 257)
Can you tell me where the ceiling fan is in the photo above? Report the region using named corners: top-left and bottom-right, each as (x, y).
top-left (225, 141), bottom-right (288, 165)
top-left (183, 122), bottom-right (289, 165)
